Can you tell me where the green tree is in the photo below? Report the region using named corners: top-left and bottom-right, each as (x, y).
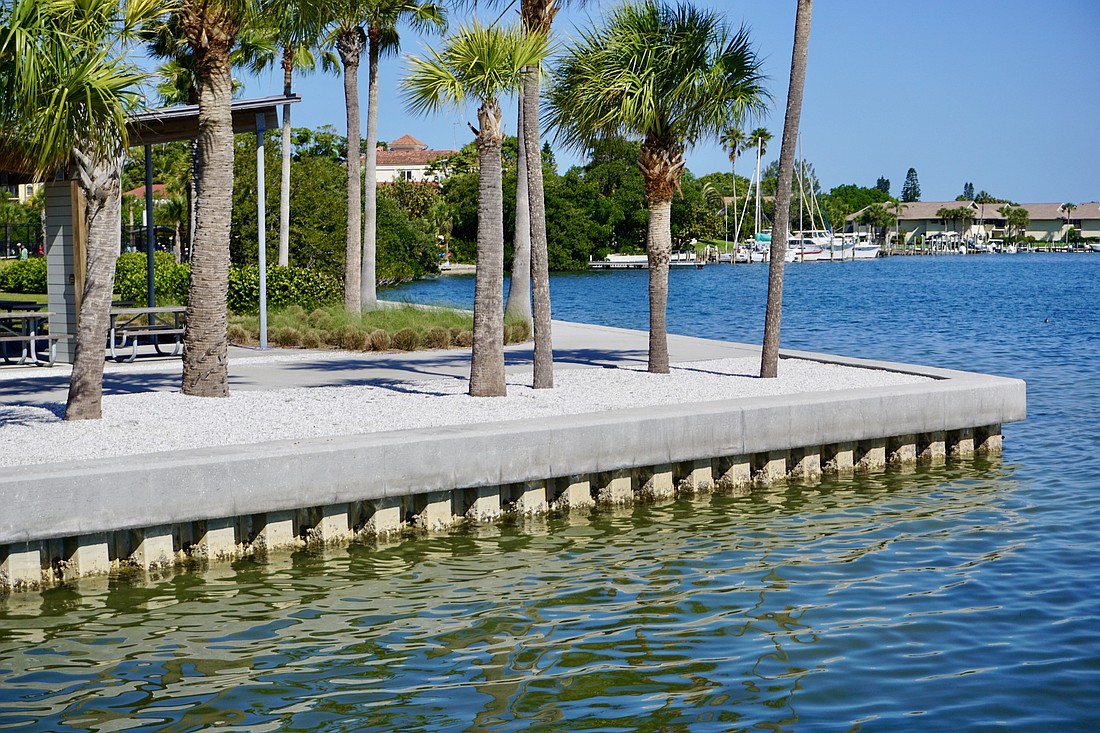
top-left (960, 181), bottom-right (974, 200)
top-left (760, 0), bottom-right (811, 379)
top-left (820, 183), bottom-right (890, 232)
top-left (875, 175), bottom-right (890, 195)
top-left (548, 0), bottom-right (766, 374)
top-left (901, 167), bottom-right (920, 202)
top-left (0, 0), bottom-right (165, 419)
top-left (404, 21), bottom-right (546, 396)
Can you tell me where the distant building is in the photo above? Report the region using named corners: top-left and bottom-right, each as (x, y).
top-left (1, 181), bottom-right (41, 204)
top-left (374, 134), bottom-right (457, 183)
top-left (847, 200), bottom-right (1100, 243)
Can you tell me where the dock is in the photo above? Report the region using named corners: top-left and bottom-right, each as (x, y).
top-left (0, 322), bottom-right (1025, 593)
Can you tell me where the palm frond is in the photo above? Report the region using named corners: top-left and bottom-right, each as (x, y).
top-left (402, 20), bottom-right (546, 118)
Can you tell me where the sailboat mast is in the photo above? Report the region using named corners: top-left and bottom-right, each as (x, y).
top-left (755, 139), bottom-right (762, 236)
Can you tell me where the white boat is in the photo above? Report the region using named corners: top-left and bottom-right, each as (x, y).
top-left (788, 237), bottom-right (826, 262)
top-left (588, 248), bottom-right (702, 270)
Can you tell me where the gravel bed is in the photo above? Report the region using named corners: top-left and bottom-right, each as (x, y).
top-left (0, 358), bottom-right (929, 468)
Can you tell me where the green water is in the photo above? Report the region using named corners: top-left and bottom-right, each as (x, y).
top-left (2, 461), bottom-right (1053, 731)
top-left (4, 254), bottom-right (1100, 730)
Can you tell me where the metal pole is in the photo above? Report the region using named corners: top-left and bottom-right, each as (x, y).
top-left (144, 144), bottom-right (155, 310)
top-left (256, 113), bottom-right (268, 350)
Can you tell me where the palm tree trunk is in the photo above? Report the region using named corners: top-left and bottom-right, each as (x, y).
top-left (278, 45), bottom-right (293, 267)
top-left (523, 67), bottom-right (554, 388)
top-left (360, 34), bottom-right (380, 311)
top-left (646, 196), bottom-right (672, 374)
top-left (470, 100), bottom-right (506, 397)
top-left (182, 42), bottom-right (234, 397)
top-left (504, 104), bottom-right (532, 325)
top-left (760, 0), bottom-right (813, 379)
top-left (65, 154), bottom-right (122, 420)
top-left (337, 31), bottom-right (363, 312)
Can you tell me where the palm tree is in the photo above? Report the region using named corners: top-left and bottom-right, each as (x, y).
top-left (890, 199), bottom-right (907, 250)
top-left (504, 107), bottom-right (533, 324)
top-left (547, 0), bottom-right (765, 374)
top-left (760, 0), bottom-right (812, 379)
top-left (330, 10), bottom-right (366, 311)
top-left (747, 126), bottom-right (771, 236)
top-left (1061, 202), bottom-right (1077, 245)
top-left (241, 2), bottom-right (337, 267)
top-left (360, 0), bottom-right (446, 311)
top-left (328, 0), bottom-right (445, 313)
top-left (0, 0), bottom-right (165, 419)
top-left (935, 206), bottom-right (955, 246)
top-left (519, 0), bottom-right (591, 390)
top-left (721, 126), bottom-right (746, 249)
top-left (177, 0), bottom-right (260, 397)
top-left (403, 21), bottom-right (547, 396)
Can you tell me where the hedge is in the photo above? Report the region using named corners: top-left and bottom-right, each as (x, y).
top-left (0, 257), bottom-right (47, 294)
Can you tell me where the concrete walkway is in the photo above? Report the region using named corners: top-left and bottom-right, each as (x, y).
top-left (0, 321), bottom-right (759, 406)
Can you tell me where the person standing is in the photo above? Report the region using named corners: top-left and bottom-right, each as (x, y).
top-left (18, 242), bottom-right (28, 260)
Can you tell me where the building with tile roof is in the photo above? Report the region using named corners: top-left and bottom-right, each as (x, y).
top-left (374, 135), bottom-right (457, 183)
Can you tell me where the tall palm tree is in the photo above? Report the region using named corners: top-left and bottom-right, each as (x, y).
top-left (747, 126), bottom-right (770, 236)
top-left (520, 0), bottom-right (589, 389)
top-left (890, 199), bottom-right (907, 250)
top-left (760, 0), bottom-right (812, 379)
top-left (0, 0), bottom-right (166, 420)
top-left (327, 0), bottom-right (445, 313)
top-left (504, 102), bottom-right (532, 324)
top-left (403, 21), bottom-right (547, 396)
top-left (1061, 202), bottom-right (1077, 245)
top-left (721, 125), bottom-right (746, 245)
top-left (178, 0), bottom-right (260, 397)
top-left (547, 0), bottom-right (765, 374)
top-left (330, 10), bottom-right (366, 311)
top-left (360, 0), bottom-right (446, 311)
top-left (241, 2), bottom-right (337, 267)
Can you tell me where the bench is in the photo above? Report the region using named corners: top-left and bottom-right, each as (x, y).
top-left (109, 306), bottom-right (187, 363)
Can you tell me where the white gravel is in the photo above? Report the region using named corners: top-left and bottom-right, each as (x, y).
top-left (0, 357), bottom-right (929, 468)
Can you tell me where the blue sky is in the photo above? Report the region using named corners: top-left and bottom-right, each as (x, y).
top-left (230, 0), bottom-right (1099, 204)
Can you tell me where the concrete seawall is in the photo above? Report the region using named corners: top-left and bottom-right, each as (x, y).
top-left (0, 342), bottom-right (1025, 594)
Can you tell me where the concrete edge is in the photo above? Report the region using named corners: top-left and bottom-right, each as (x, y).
top-left (0, 367), bottom-right (1026, 545)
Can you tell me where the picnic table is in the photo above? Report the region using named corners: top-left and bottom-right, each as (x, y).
top-left (0, 309), bottom-right (63, 366)
top-left (109, 305), bottom-right (187, 362)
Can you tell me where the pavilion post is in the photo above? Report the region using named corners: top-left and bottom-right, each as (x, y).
top-left (144, 144), bottom-right (155, 312)
top-left (256, 113), bottom-right (268, 350)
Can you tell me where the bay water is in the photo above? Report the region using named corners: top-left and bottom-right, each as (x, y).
top-left (1, 254), bottom-right (1097, 731)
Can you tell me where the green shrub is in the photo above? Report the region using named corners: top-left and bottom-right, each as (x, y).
top-left (113, 251), bottom-right (190, 304)
top-left (227, 265), bottom-right (341, 315)
top-left (0, 257), bottom-right (47, 294)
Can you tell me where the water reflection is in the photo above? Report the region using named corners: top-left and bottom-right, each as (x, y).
top-left (0, 457), bottom-right (1031, 731)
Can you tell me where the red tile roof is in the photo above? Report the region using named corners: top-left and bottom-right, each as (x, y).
top-left (375, 149), bottom-right (456, 167)
top-left (123, 183), bottom-right (169, 199)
